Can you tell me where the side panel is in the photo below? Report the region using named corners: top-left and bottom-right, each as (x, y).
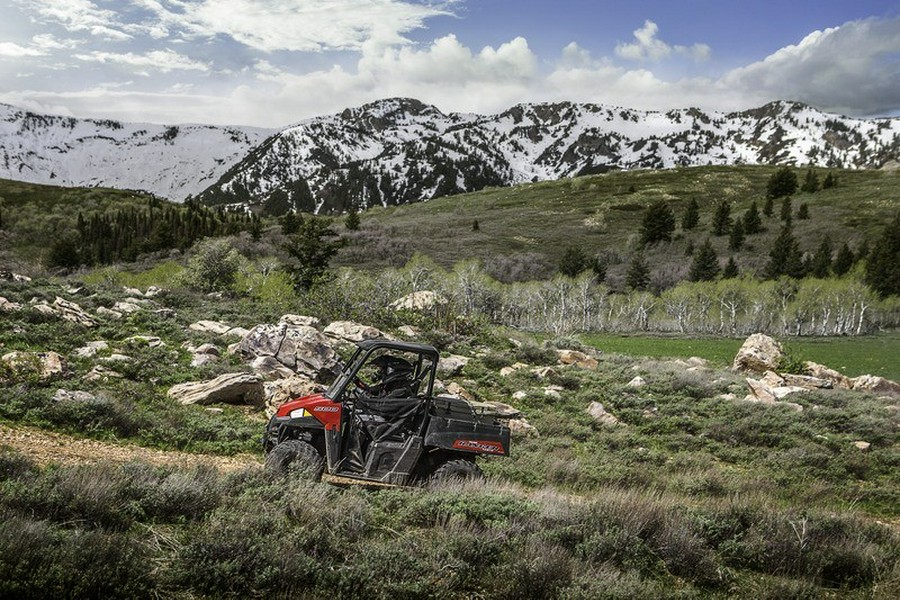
top-left (424, 416), bottom-right (510, 456)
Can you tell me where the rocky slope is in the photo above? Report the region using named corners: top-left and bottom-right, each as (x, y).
top-left (0, 103), bottom-right (272, 200)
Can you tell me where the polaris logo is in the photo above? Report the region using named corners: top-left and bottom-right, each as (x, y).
top-left (313, 406), bottom-right (340, 412)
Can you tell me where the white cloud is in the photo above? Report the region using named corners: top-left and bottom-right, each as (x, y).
top-left (722, 17), bottom-right (900, 115)
top-left (134, 0), bottom-right (455, 52)
top-left (0, 42), bottom-right (45, 58)
top-left (615, 20), bottom-right (710, 62)
top-left (73, 49), bottom-right (210, 74)
top-left (26, 0), bottom-right (131, 40)
top-left (31, 33), bottom-right (79, 50)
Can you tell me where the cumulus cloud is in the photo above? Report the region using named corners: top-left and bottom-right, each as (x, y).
top-left (0, 42), bottom-right (45, 58)
top-left (25, 0), bottom-right (132, 40)
top-left (722, 17), bottom-right (900, 115)
top-left (73, 49), bottom-right (210, 74)
top-left (616, 20), bottom-right (710, 62)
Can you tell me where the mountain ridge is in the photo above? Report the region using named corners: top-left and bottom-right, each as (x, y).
top-left (1, 99), bottom-right (898, 210)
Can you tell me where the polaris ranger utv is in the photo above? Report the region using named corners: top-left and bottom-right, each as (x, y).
top-left (263, 339), bottom-right (510, 485)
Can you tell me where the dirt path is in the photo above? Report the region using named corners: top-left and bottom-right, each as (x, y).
top-left (0, 423), bottom-right (263, 472)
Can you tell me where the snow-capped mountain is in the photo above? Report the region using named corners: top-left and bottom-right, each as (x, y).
top-left (198, 98), bottom-right (900, 213)
top-left (2, 98), bottom-right (898, 210)
top-left (0, 103), bottom-right (273, 200)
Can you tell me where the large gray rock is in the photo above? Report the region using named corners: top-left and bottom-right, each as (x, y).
top-left (851, 375), bottom-right (900, 395)
top-left (239, 323), bottom-right (339, 381)
top-left (587, 401), bottom-right (621, 427)
top-left (31, 297), bottom-right (97, 327)
top-left (74, 340), bottom-right (109, 358)
top-left (805, 361), bottom-right (852, 389)
top-left (557, 349), bottom-right (599, 369)
top-left (263, 375), bottom-right (324, 417)
top-left (323, 320), bottom-right (390, 345)
top-left (0, 297), bottom-right (22, 312)
top-left (2, 350), bottom-right (65, 379)
top-left (438, 354), bottom-right (471, 376)
top-left (189, 320), bottom-right (232, 335)
top-left (733, 333), bottom-right (785, 374)
top-left (168, 372), bottom-right (264, 406)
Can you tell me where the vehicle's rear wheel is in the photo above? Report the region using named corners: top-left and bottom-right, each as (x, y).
top-left (265, 440), bottom-right (324, 479)
top-left (429, 458), bottom-right (483, 484)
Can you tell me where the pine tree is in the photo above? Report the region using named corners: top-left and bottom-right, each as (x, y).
top-left (711, 200), bottom-right (732, 236)
top-left (822, 171), bottom-right (838, 189)
top-left (472, 219), bottom-right (480, 231)
top-left (282, 216), bottom-right (345, 291)
top-left (810, 236), bottom-right (832, 278)
top-left (800, 169), bottom-right (820, 193)
top-left (743, 201), bottom-right (763, 234)
top-left (763, 196), bottom-right (774, 218)
top-left (681, 197), bottom-right (700, 230)
top-left (722, 256), bottom-right (739, 279)
top-left (729, 216), bottom-right (745, 251)
top-left (765, 223), bottom-right (805, 279)
top-left (767, 167), bottom-right (798, 199)
top-left (559, 245), bottom-right (590, 277)
top-left (685, 240), bottom-right (694, 256)
top-left (797, 202), bottom-right (810, 220)
top-left (864, 212), bottom-right (900, 297)
top-left (280, 212), bottom-right (300, 235)
top-left (625, 250), bottom-right (650, 290)
top-left (689, 239), bottom-right (720, 281)
top-left (640, 199), bottom-right (676, 245)
top-left (345, 207), bottom-right (360, 231)
top-left (780, 196), bottom-right (792, 221)
top-left (592, 257), bottom-right (607, 282)
top-left (832, 242), bottom-right (854, 276)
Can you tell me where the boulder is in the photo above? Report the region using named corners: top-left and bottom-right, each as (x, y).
top-left (508, 417), bottom-right (538, 436)
top-left (52, 389), bottom-right (97, 403)
top-left (30, 297), bottom-right (97, 327)
top-left (225, 327), bottom-right (251, 338)
top-left (556, 349), bottom-right (598, 370)
top-left (263, 375), bottom-right (324, 417)
top-left (194, 343), bottom-right (220, 356)
top-left (389, 290), bottom-right (448, 312)
top-left (0, 271), bottom-right (31, 282)
top-left (852, 441), bottom-right (871, 451)
top-left (168, 372), bottom-right (264, 407)
top-left (543, 386), bottom-right (563, 400)
top-left (112, 301), bottom-right (142, 314)
top-left (805, 361), bottom-right (852, 389)
top-left (124, 335), bottom-right (165, 348)
top-left (74, 340), bottom-right (109, 358)
top-left (627, 376), bottom-right (647, 388)
top-left (512, 391), bottom-right (528, 401)
top-left (189, 320), bottom-right (232, 335)
top-left (101, 353), bottom-right (133, 363)
top-left (323, 320), bottom-right (390, 345)
top-left (446, 382), bottom-right (476, 402)
top-left (851, 375), bottom-right (900, 395)
top-left (145, 286), bottom-right (163, 297)
top-left (587, 401), bottom-right (621, 427)
top-left (123, 287), bottom-right (143, 297)
top-left (500, 362), bottom-right (528, 377)
top-left (745, 378), bottom-right (777, 403)
top-left (397, 325), bottom-right (421, 338)
top-left (0, 297), bottom-right (22, 312)
top-left (250, 356), bottom-right (295, 380)
top-left (531, 366), bottom-right (557, 379)
top-left (438, 354), bottom-right (470, 376)
top-left (2, 350), bottom-right (65, 379)
top-left (96, 306), bottom-right (123, 320)
top-left (239, 323), bottom-right (339, 381)
top-left (83, 365), bottom-right (122, 383)
top-left (780, 373), bottom-right (833, 390)
top-left (733, 333), bottom-right (785, 374)
top-left (279, 314), bottom-right (320, 327)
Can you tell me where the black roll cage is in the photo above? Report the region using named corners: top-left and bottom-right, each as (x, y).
top-left (325, 339), bottom-right (440, 403)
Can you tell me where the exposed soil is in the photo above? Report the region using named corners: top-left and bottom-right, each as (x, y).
top-left (0, 423), bottom-right (262, 472)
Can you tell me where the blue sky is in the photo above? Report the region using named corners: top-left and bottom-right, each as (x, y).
top-left (1, 1), bottom-right (898, 127)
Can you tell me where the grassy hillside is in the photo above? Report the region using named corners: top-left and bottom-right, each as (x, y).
top-left (0, 274), bottom-right (898, 597)
top-left (335, 165), bottom-right (900, 281)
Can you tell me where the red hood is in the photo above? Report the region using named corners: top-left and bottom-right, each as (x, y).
top-left (275, 393), bottom-right (326, 418)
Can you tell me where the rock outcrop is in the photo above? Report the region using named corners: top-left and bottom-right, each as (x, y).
top-left (557, 349), bottom-right (599, 370)
top-left (389, 291), bottom-right (447, 311)
top-left (733, 333), bottom-right (785, 374)
top-left (587, 401), bottom-right (621, 427)
top-left (1, 350), bottom-right (65, 379)
top-left (238, 323), bottom-right (339, 381)
top-left (168, 372), bottom-right (264, 406)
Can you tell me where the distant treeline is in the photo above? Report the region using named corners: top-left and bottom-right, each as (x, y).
top-left (48, 198), bottom-right (257, 269)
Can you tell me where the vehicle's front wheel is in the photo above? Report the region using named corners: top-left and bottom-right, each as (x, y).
top-left (265, 440), bottom-right (324, 479)
top-left (429, 458), bottom-right (483, 484)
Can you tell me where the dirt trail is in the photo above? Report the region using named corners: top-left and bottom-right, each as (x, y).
top-left (0, 423), bottom-right (263, 472)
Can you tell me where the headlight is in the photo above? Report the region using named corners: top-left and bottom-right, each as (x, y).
top-left (289, 408), bottom-right (308, 419)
